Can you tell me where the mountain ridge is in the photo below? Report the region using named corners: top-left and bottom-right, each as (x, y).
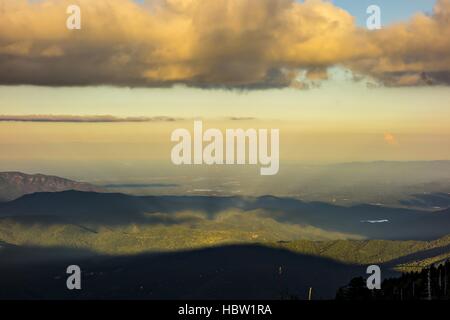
top-left (0, 171), bottom-right (104, 201)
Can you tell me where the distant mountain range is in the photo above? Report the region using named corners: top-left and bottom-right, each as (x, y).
top-left (399, 192), bottom-right (450, 210)
top-left (0, 172), bottom-right (103, 201)
top-left (0, 190), bottom-right (449, 240)
top-left (0, 171), bottom-right (449, 240)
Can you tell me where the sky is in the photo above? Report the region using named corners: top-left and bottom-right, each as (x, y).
top-left (0, 0), bottom-right (445, 120)
top-left (133, 0), bottom-right (436, 25)
top-left (0, 0), bottom-right (449, 175)
top-left (332, 0), bottom-right (434, 25)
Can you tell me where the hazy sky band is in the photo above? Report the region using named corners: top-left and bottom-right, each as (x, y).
top-left (0, 0), bottom-right (448, 168)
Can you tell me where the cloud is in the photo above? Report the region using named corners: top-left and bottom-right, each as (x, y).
top-left (0, 115), bottom-right (178, 122)
top-left (350, 0), bottom-right (450, 86)
top-left (0, 0), bottom-right (450, 89)
top-left (384, 133), bottom-right (398, 145)
top-left (228, 117), bottom-right (256, 121)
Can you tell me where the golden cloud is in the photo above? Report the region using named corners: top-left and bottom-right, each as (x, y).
top-left (0, 0), bottom-right (450, 88)
top-left (384, 133), bottom-right (398, 145)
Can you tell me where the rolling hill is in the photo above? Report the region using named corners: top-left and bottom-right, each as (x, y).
top-left (0, 190), bottom-right (449, 240)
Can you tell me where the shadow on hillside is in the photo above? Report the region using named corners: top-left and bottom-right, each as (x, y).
top-left (0, 240), bottom-right (98, 266)
top-left (0, 243), bottom-right (376, 300)
top-left (384, 243), bottom-right (450, 267)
